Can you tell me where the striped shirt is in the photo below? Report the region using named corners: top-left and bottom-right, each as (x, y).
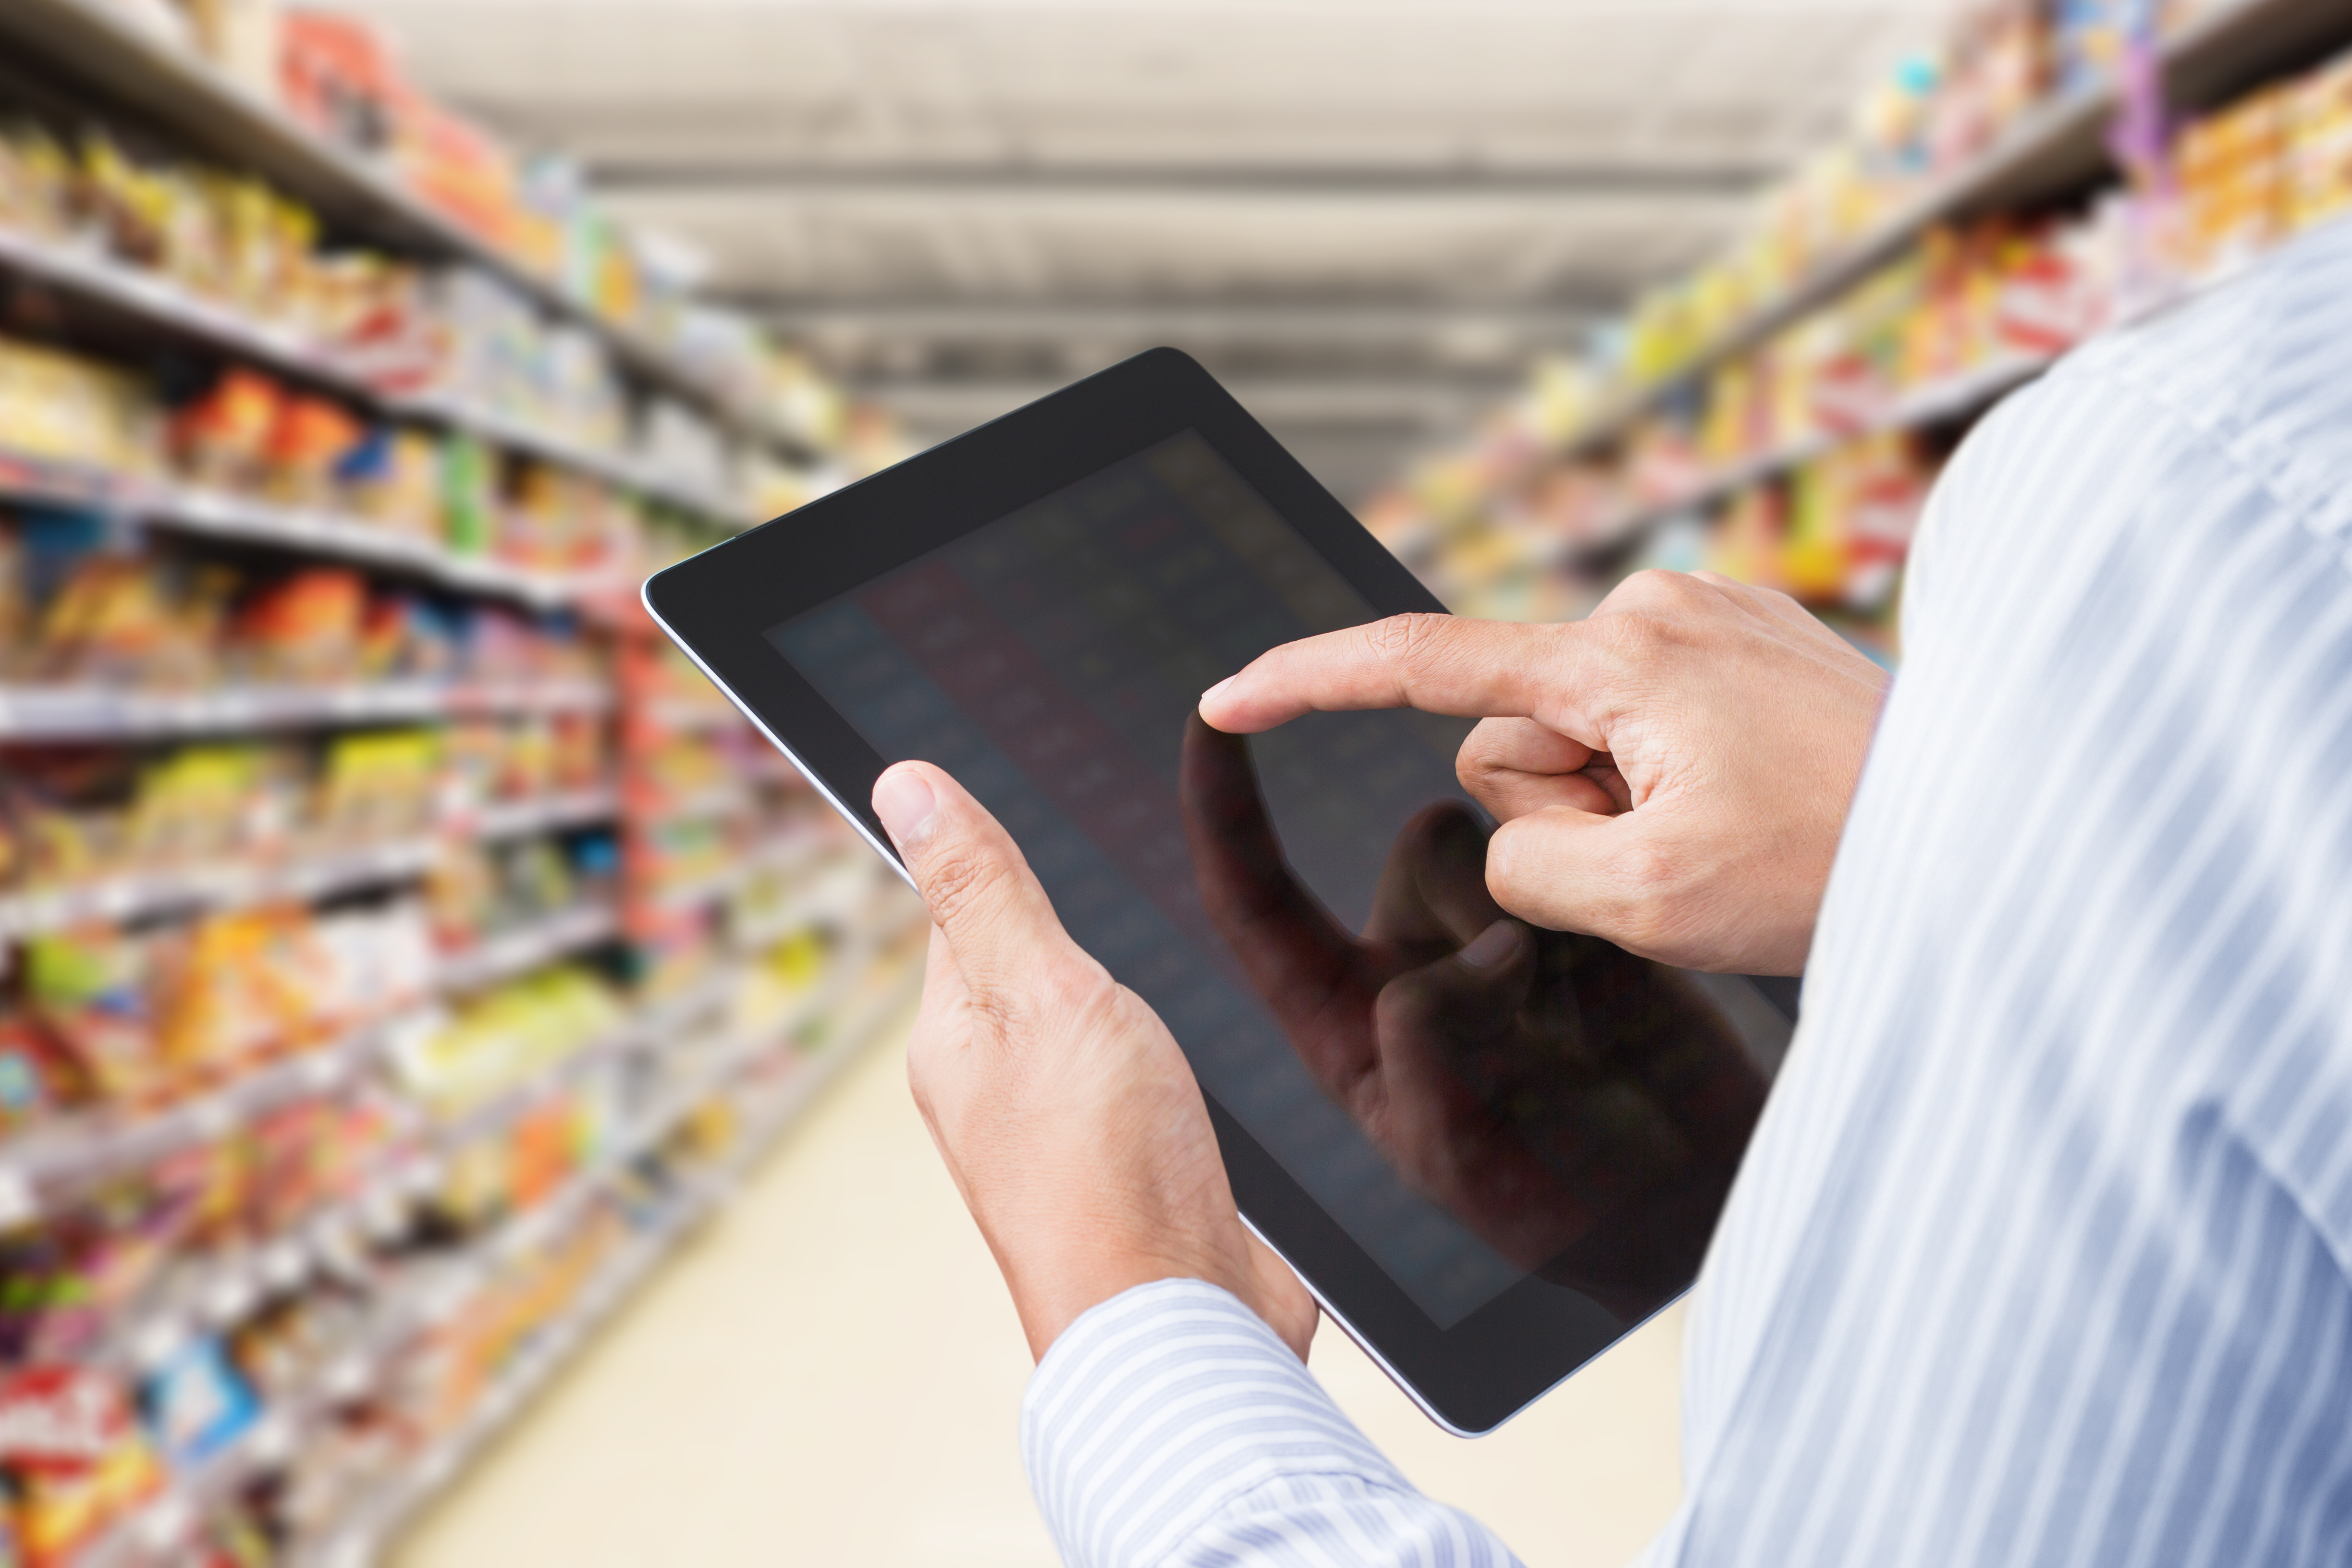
top-left (1020, 214), bottom-right (2352, 1568)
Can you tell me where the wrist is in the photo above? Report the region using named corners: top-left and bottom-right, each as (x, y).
top-left (1007, 1247), bottom-right (1225, 1361)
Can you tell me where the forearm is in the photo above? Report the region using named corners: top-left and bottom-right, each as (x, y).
top-left (1023, 1280), bottom-right (1525, 1568)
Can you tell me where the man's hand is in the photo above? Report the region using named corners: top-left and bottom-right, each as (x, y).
top-left (874, 762), bottom-right (1318, 1363)
top-left (1181, 718), bottom-right (1767, 1318)
top-left (1199, 570), bottom-right (1890, 976)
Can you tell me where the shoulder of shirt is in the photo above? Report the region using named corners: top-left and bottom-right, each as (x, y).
top-left (1902, 222), bottom-right (2352, 653)
top-left (2037, 220), bottom-right (2352, 546)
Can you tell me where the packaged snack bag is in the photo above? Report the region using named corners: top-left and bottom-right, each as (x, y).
top-left (0, 1367), bottom-right (135, 1474)
top-left (439, 433), bottom-right (496, 558)
top-left (262, 393), bottom-right (364, 508)
top-left (123, 745), bottom-right (258, 868)
top-left (139, 1336), bottom-right (261, 1469)
top-left (311, 899), bottom-right (434, 1023)
top-left (0, 1017), bottom-right (71, 1135)
top-left (170, 367), bottom-right (282, 491)
top-left (214, 173), bottom-right (314, 323)
top-left (0, 340), bottom-right (161, 476)
top-left (0, 121), bottom-right (74, 241)
top-left (314, 728), bottom-right (439, 842)
top-left (338, 424), bottom-right (441, 535)
top-left (356, 591), bottom-right (459, 681)
top-left (23, 929), bottom-right (166, 1105)
top-left (153, 907), bottom-right (330, 1079)
top-left (551, 711), bottom-right (608, 792)
top-left (231, 566), bottom-right (366, 683)
top-left (9, 1390), bottom-right (161, 1568)
top-left (30, 550), bottom-right (238, 688)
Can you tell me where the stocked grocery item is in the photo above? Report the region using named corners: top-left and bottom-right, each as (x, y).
top-left (142, 1335), bottom-right (262, 1467)
top-left (424, 831), bottom-right (614, 957)
top-left (0, 512), bottom-right (607, 686)
top-left (0, 709), bottom-right (609, 908)
top-left (0, 9), bottom-right (931, 1565)
top-left (1373, 20), bottom-right (2352, 649)
top-left (4, 1367), bottom-right (163, 1566)
top-left (0, 341), bottom-right (161, 479)
top-left (1706, 435), bottom-right (1940, 614)
top-left (16, 901), bottom-right (435, 1108)
top-left (2176, 49), bottom-right (2352, 275)
top-left (393, 963), bottom-right (623, 1119)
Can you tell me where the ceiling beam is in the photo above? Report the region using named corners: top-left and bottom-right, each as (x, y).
top-left (862, 375), bottom-right (1514, 433)
top-left (732, 297), bottom-right (1609, 343)
top-left (591, 160), bottom-right (1772, 199)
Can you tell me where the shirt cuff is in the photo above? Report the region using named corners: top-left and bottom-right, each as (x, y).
top-left (1019, 1277), bottom-right (1413, 1568)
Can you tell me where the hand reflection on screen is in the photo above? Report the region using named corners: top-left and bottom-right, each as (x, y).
top-left (1179, 717), bottom-right (1770, 1321)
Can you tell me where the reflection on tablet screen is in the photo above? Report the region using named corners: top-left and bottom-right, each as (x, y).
top-left (767, 431), bottom-right (1767, 1331)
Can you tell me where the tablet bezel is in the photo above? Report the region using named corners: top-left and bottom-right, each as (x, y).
top-left (646, 346), bottom-right (1674, 1435)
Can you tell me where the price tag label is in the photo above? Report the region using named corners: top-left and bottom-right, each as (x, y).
top-left (0, 1170), bottom-right (40, 1229)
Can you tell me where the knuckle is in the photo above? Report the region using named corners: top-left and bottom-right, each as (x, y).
top-left (919, 838), bottom-right (1009, 929)
top-left (1599, 836), bottom-right (1683, 947)
top-left (1364, 612), bottom-right (1453, 671)
top-left (1484, 822), bottom-right (1533, 899)
top-left (1597, 591), bottom-right (1703, 666)
top-left (1627, 567), bottom-right (1697, 603)
top-left (1054, 961), bottom-right (1126, 1036)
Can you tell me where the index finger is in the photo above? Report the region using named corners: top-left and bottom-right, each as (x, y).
top-left (1199, 613), bottom-right (1594, 735)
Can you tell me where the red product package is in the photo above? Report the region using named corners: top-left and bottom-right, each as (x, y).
top-left (171, 368), bottom-right (282, 492)
top-left (263, 395), bottom-right (365, 509)
top-left (233, 567), bottom-right (368, 683)
top-left (0, 1367), bottom-right (132, 1475)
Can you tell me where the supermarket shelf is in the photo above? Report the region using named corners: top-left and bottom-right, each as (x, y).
top-left (732, 854), bottom-right (891, 952)
top-left (1561, 0), bottom-right (2352, 456)
top-left (317, 956), bottom-right (924, 1568)
top-left (0, 227), bottom-right (751, 527)
top-left (641, 827), bottom-right (840, 916)
top-left (0, 445), bottom-right (622, 611)
top-left (0, 839), bottom-right (438, 941)
top-left (0, 790), bottom-right (617, 943)
top-left (639, 697), bottom-right (750, 733)
top-left (1570, 351), bottom-right (2055, 557)
top-left (631, 781), bottom-right (755, 823)
top-left (69, 924), bottom-right (921, 1568)
top-left (299, 1214), bottom-right (682, 1568)
top-left (0, 1010), bottom-right (426, 1232)
top-left (430, 969), bottom-right (737, 1154)
top-left (106, 1159), bottom-right (437, 1380)
top-left (436, 902), bottom-right (621, 993)
top-left (0, 899), bottom-right (621, 1229)
top-left (0, 677), bottom-right (611, 740)
top-left (149, 484), bottom-right (621, 611)
top-left (97, 965), bottom-right (748, 1387)
top-left (0, 0), bottom-right (776, 448)
top-left (469, 787), bottom-right (623, 841)
top-left (387, 391), bottom-right (753, 528)
top-left (0, 857), bottom-right (872, 1246)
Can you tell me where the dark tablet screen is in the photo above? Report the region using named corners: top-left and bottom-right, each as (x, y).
top-left (766, 430), bottom-right (1771, 1333)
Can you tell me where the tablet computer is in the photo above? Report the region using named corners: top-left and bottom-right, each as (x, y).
top-left (645, 347), bottom-right (1791, 1435)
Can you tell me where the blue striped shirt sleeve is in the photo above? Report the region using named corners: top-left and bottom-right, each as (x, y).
top-left (1021, 1279), bottom-right (1526, 1568)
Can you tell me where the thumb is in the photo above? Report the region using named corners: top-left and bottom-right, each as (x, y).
top-left (1486, 803), bottom-right (1682, 956)
top-left (872, 761), bottom-right (1079, 997)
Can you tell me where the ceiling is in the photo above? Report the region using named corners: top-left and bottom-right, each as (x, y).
top-left (347, 0), bottom-right (1954, 500)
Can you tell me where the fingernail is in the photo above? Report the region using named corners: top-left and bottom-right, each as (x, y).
top-left (873, 767), bottom-right (938, 850)
top-left (1462, 919), bottom-right (1521, 969)
top-left (1200, 675), bottom-right (1235, 708)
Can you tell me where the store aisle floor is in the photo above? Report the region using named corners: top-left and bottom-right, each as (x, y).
top-left (395, 1010), bottom-right (1687, 1568)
